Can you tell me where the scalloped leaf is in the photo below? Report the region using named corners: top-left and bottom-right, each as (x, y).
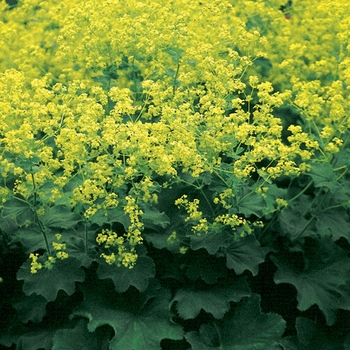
top-left (185, 294), bottom-right (286, 349)
top-left (17, 257), bottom-right (85, 301)
top-left (171, 277), bottom-right (251, 319)
top-left (271, 238), bottom-right (350, 325)
top-left (225, 235), bottom-right (266, 275)
top-left (72, 281), bottom-right (183, 350)
top-left (96, 246), bottom-right (155, 293)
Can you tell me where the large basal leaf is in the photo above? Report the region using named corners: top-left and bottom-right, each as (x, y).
top-left (225, 235), bottom-right (266, 276)
top-left (52, 319), bottom-right (108, 350)
top-left (72, 282), bottom-right (183, 350)
top-left (17, 257), bottom-right (85, 301)
top-left (185, 294), bottom-right (286, 350)
top-left (171, 277), bottom-right (251, 319)
top-left (97, 246), bottom-right (155, 293)
top-left (271, 238), bottom-right (350, 325)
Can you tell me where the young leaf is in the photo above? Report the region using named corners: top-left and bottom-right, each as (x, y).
top-left (185, 294), bottom-right (286, 349)
top-left (225, 235), bottom-right (266, 275)
top-left (72, 282), bottom-right (183, 350)
top-left (236, 190), bottom-right (266, 218)
top-left (40, 205), bottom-right (81, 230)
top-left (171, 277), bottom-right (251, 319)
top-left (17, 257), bottom-right (85, 301)
top-left (308, 163), bottom-right (339, 191)
top-left (1, 197), bottom-right (34, 228)
top-left (97, 246), bottom-right (155, 293)
top-left (141, 206), bottom-right (170, 229)
top-left (271, 239), bottom-right (350, 325)
top-left (12, 225), bottom-right (46, 254)
top-left (190, 231), bottom-right (233, 255)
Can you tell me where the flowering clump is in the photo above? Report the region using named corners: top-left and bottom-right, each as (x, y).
top-left (0, 0), bottom-right (350, 348)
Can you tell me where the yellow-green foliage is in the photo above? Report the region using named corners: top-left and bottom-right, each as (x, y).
top-left (0, 0), bottom-right (349, 270)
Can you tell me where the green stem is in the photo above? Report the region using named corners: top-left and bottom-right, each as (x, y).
top-left (31, 173), bottom-right (37, 207)
top-left (288, 179), bottom-right (313, 203)
top-left (292, 215), bottom-right (315, 240)
top-left (172, 63), bottom-right (180, 96)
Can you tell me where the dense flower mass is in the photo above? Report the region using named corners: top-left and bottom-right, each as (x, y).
top-left (0, 0), bottom-right (349, 269)
top-left (1, 1), bottom-right (350, 349)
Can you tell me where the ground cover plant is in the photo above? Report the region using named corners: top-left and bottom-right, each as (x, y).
top-left (0, 0), bottom-right (350, 348)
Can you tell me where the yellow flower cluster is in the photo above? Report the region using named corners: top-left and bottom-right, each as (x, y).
top-left (1, 0), bottom-right (348, 269)
top-left (96, 228), bottom-right (138, 268)
top-left (28, 234), bottom-right (68, 273)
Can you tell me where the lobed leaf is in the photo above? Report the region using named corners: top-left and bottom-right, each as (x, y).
top-left (72, 281), bottom-right (183, 350)
top-left (185, 294), bottom-right (286, 349)
top-left (17, 257), bottom-right (85, 301)
top-left (271, 238), bottom-right (350, 325)
top-left (171, 277), bottom-right (251, 319)
top-left (97, 246), bottom-right (155, 293)
top-left (225, 235), bottom-right (266, 275)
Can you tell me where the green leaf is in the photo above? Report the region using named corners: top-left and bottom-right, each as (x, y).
top-left (67, 236), bottom-right (96, 268)
top-left (88, 207), bottom-right (130, 228)
top-left (308, 163), bottom-right (339, 191)
top-left (316, 208), bottom-right (350, 242)
top-left (190, 231), bottom-right (233, 255)
top-left (225, 235), bottom-right (266, 275)
top-left (280, 317), bottom-right (344, 350)
top-left (185, 294), bottom-right (286, 349)
top-left (13, 293), bottom-right (48, 323)
top-left (12, 225), bottom-right (46, 253)
top-left (72, 282), bottom-right (183, 350)
top-left (163, 47), bottom-right (184, 63)
top-left (1, 197), bottom-right (34, 228)
top-left (18, 329), bottom-right (55, 350)
top-left (185, 254), bottom-right (228, 284)
top-left (97, 246), bottom-right (155, 293)
top-left (171, 277), bottom-right (251, 319)
top-left (236, 190), bottom-right (266, 218)
top-left (141, 206), bottom-right (170, 229)
top-left (52, 319), bottom-right (108, 350)
top-left (17, 257), bottom-right (85, 301)
top-left (271, 239), bottom-right (350, 325)
top-left (41, 205), bottom-right (81, 229)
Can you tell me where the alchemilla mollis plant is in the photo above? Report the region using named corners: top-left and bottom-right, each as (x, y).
top-left (0, 0), bottom-right (350, 348)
